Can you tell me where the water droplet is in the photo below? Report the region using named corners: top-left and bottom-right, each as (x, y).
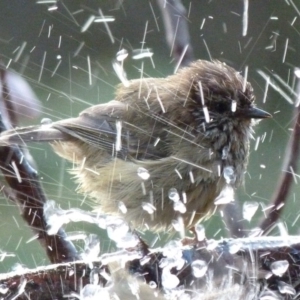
top-left (161, 269), bottom-right (180, 289)
top-left (270, 260), bottom-right (289, 277)
top-left (223, 166), bottom-right (236, 184)
top-left (0, 284), bottom-right (8, 294)
top-left (168, 188), bottom-right (180, 202)
top-left (172, 219), bottom-right (184, 232)
top-left (118, 201), bottom-right (127, 214)
top-left (203, 106), bottom-right (210, 123)
top-left (80, 284), bottom-right (109, 299)
top-left (248, 227), bottom-right (263, 237)
top-left (191, 260), bottom-right (208, 278)
top-left (243, 201), bottom-right (259, 221)
top-left (278, 281), bottom-right (296, 295)
top-left (116, 49), bottom-right (128, 61)
top-left (137, 167), bottom-right (150, 180)
top-left (41, 118), bottom-right (52, 125)
top-left (295, 68), bottom-right (300, 78)
top-left (214, 185), bottom-right (234, 205)
top-left (231, 100), bottom-right (237, 112)
top-left (106, 218), bottom-right (129, 241)
top-left (154, 137), bottom-right (160, 146)
top-left (162, 240), bottom-right (182, 259)
top-left (115, 232), bottom-right (139, 249)
top-left (173, 201), bottom-right (186, 213)
top-left (82, 234), bottom-right (100, 261)
top-left (228, 242), bottom-right (242, 254)
top-left (195, 224), bottom-right (206, 241)
top-left (149, 281), bottom-right (157, 289)
top-left (115, 120), bottom-right (122, 151)
top-left (132, 48), bottom-right (154, 60)
top-left (141, 202), bottom-right (156, 214)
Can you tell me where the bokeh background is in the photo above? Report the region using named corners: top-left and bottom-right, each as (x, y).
top-left (0, 0), bottom-right (299, 271)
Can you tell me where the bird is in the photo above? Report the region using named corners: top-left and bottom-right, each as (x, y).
top-left (0, 60), bottom-right (271, 231)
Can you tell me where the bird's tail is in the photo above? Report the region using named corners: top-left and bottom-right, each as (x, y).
top-left (0, 124), bottom-right (67, 146)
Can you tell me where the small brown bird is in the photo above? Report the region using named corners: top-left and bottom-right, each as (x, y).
top-left (0, 60), bottom-right (271, 231)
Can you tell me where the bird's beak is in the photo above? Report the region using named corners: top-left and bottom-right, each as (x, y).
top-left (236, 106), bottom-right (272, 119)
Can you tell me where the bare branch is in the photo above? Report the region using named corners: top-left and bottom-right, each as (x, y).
top-left (259, 76), bottom-right (300, 234)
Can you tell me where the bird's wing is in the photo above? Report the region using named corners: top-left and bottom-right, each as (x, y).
top-left (0, 100), bottom-right (172, 161)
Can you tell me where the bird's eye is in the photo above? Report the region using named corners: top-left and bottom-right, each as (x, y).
top-left (214, 102), bottom-right (230, 113)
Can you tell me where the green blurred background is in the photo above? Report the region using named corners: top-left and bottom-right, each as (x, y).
top-left (0, 0), bottom-right (299, 271)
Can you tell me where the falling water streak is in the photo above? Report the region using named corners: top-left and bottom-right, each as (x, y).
top-left (6, 59), bottom-right (12, 69)
top-left (132, 48), bottom-right (153, 60)
top-left (51, 60), bottom-right (61, 77)
top-left (273, 73), bottom-right (298, 97)
top-left (38, 19), bottom-right (46, 37)
top-left (112, 61), bottom-right (129, 87)
top-left (138, 61), bottom-right (144, 99)
top-left (87, 55), bottom-right (92, 85)
top-left (170, 17), bottom-right (180, 57)
top-left (202, 39), bottom-right (212, 61)
top-left (48, 25), bottom-right (52, 38)
top-left (258, 70), bottom-right (294, 104)
top-left (243, 65), bottom-right (248, 92)
top-left (282, 38), bottom-right (289, 63)
top-left (198, 81), bottom-right (205, 106)
top-left (174, 44), bottom-right (189, 74)
top-left (58, 35), bottom-right (62, 48)
top-left (140, 20), bottom-right (149, 54)
top-left (14, 41), bottom-right (27, 63)
top-left (183, 80), bottom-right (194, 107)
top-left (60, 1), bottom-right (80, 26)
top-left (200, 18), bottom-right (206, 30)
top-left (175, 169), bottom-right (182, 179)
top-left (38, 51), bottom-right (47, 82)
top-left (254, 137), bottom-right (260, 151)
top-left (242, 0), bottom-right (249, 36)
top-left (74, 42), bottom-right (85, 57)
top-left (203, 106), bottom-right (210, 123)
top-left (48, 5), bottom-right (58, 11)
top-left (81, 15), bottom-right (95, 33)
top-left (289, 0), bottom-right (300, 17)
top-left (149, 1), bottom-right (160, 31)
top-left (171, 156), bottom-right (212, 172)
top-left (155, 86), bottom-right (166, 113)
top-left (262, 76), bottom-right (270, 103)
top-left (11, 161), bottom-right (22, 183)
top-left (99, 9), bottom-right (115, 44)
top-left (115, 121), bottom-right (122, 152)
top-left (289, 166), bottom-right (298, 184)
top-left (15, 236), bottom-right (23, 251)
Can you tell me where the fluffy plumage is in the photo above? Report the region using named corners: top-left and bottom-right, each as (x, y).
top-left (0, 60), bottom-right (271, 231)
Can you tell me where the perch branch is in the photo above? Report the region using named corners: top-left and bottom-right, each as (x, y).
top-left (0, 68), bottom-right (79, 263)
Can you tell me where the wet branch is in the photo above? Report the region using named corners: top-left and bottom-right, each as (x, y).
top-left (1, 235), bottom-right (300, 299)
top-left (0, 69), bottom-right (79, 263)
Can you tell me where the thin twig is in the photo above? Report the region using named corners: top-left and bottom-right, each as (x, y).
top-left (259, 77), bottom-right (300, 234)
